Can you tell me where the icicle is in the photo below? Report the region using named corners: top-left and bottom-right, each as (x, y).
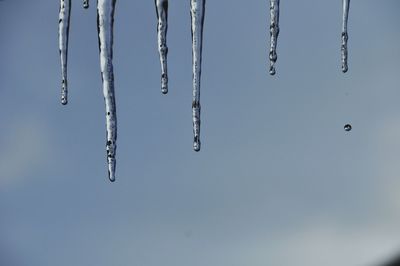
top-left (190, 0), bottom-right (205, 152)
top-left (97, 0), bottom-right (117, 182)
top-left (269, 0), bottom-right (280, 76)
top-left (155, 0), bottom-right (169, 94)
top-left (84, 0), bottom-right (89, 9)
top-left (58, 0), bottom-right (71, 105)
top-left (341, 0), bottom-right (350, 73)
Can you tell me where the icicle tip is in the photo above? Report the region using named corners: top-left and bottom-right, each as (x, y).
top-left (193, 136), bottom-right (201, 152)
top-left (161, 74), bottom-right (168, 94)
top-left (269, 66), bottom-right (276, 76)
top-left (61, 80), bottom-right (68, 105)
top-left (107, 160), bottom-right (116, 182)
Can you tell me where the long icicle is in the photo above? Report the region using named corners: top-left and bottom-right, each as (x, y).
top-left (97, 0), bottom-right (117, 182)
top-left (341, 0), bottom-right (350, 73)
top-left (190, 0), bottom-right (205, 152)
top-left (155, 0), bottom-right (169, 94)
top-left (58, 0), bottom-right (71, 105)
top-left (84, 0), bottom-right (89, 9)
top-left (269, 0), bottom-right (280, 76)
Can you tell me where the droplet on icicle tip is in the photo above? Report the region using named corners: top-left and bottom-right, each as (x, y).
top-left (344, 124), bottom-right (352, 132)
top-left (61, 79), bottom-right (68, 105)
top-left (193, 136), bottom-right (201, 152)
top-left (269, 66), bottom-right (276, 76)
top-left (83, 0), bottom-right (89, 9)
top-left (161, 74), bottom-right (168, 94)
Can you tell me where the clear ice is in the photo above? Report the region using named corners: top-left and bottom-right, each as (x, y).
top-left (341, 0), bottom-right (350, 73)
top-left (190, 0), bottom-right (205, 152)
top-left (155, 0), bottom-right (169, 94)
top-left (269, 0), bottom-right (280, 76)
top-left (84, 0), bottom-right (89, 9)
top-left (97, 0), bottom-right (117, 182)
top-left (58, 0), bottom-right (71, 105)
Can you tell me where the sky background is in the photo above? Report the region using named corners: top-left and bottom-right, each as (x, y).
top-left (0, 0), bottom-right (400, 265)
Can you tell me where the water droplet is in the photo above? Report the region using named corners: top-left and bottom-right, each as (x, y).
top-left (161, 74), bottom-right (168, 94)
top-left (344, 124), bottom-right (352, 131)
top-left (193, 137), bottom-right (201, 152)
top-left (269, 66), bottom-right (276, 76)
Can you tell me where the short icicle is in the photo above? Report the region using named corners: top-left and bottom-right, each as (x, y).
top-left (155, 0), bottom-right (169, 94)
top-left (97, 0), bottom-right (117, 182)
top-left (84, 0), bottom-right (89, 9)
top-left (341, 0), bottom-right (350, 73)
top-left (269, 0), bottom-right (280, 76)
top-left (58, 0), bottom-right (71, 105)
top-left (190, 0), bottom-right (206, 152)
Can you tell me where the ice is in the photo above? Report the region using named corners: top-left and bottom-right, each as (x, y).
top-left (97, 0), bottom-right (118, 182)
top-left (155, 0), bottom-right (169, 94)
top-left (190, 0), bottom-right (206, 152)
top-left (58, 0), bottom-right (71, 105)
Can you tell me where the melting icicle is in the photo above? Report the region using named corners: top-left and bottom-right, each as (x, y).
top-left (84, 0), bottom-right (89, 9)
top-left (269, 0), bottom-right (280, 76)
top-left (97, 0), bottom-right (117, 182)
top-left (190, 0), bottom-right (205, 152)
top-left (155, 0), bottom-right (169, 94)
top-left (341, 0), bottom-right (350, 73)
top-left (58, 0), bottom-right (71, 105)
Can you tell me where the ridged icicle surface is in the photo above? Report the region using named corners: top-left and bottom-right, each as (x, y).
top-left (190, 0), bottom-right (206, 152)
top-left (58, 0), bottom-right (71, 105)
top-left (97, 0), bottom-right (118, 182)
top-left (269, 0), bottom-right (280, 75)
top-left (341, 0), bottom-right (350, 73)
top-left (155, 0), bottom-right (169, 94)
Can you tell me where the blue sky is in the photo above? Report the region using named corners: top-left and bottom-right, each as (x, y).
top-left (0, 0), bottom-right (400, 265)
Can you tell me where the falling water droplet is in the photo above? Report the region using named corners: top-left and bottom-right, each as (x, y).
top-left (190, 0), bottom-right (205, 152)
top-left (341, 0), bottom-right (350, 73)
top-left (344, 124), bottom-right (352, 131)
top-left (58, 0), bottom-right (71, 105)
top-left (155, 0), bottom-right (169, 94)
top-left (97, 0), bottom-right (117, 182)
top-left (83, 0), bottom-right (89, 9)
top-left (269, 0), bottom-right (280, 76)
